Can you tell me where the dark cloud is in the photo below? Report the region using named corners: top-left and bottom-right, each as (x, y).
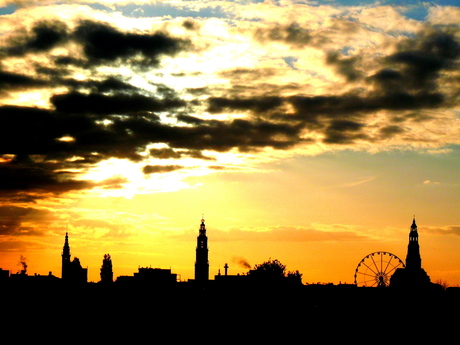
top-left (1, 18), bottom-right (190, 69)
top-left (0, 157), bottom-right (126, 202)
top-left (176, 114), bottom-right (206, 125)
top-left (142, 164), bottom-right (184, 174)
top-left (149, 148), bottom-right (215, 161)
top-left (120, 117), bottom-right (303, 152)
top-left (323, 120), bottom-right (367, 144)
top-left (0, 159), bottom-right (95, 193)
top-left (149, 148), bottom-right (182, 159)
top-left (0, 106), bottom-right (64, 155)
top-left (205, 88), bottom-right (444, 145)
top-left (0, 18), bottom-right (191, 99)
top-left (288, 91), bottom-right (443, 121)
top-left (207, 96), bottom-right (283, 114)
top-left (59, 77), bottom-right (141, 93)
top-left (73, 20), bottom-right (188, 66)
top-left (3, 21), bottom-right (69, 57)
top-left (370, 29), bottom-right (460, 96)
top-left (0, 17), bottom-right (458, 203)
top-left (379, 125), bottom-right (405, 139)
top-left (387, 30), bottom-right (460, 91)
top-left (0, 205), bottom-right (55, 236)
top-left (326, 51), bottom-right (362, 82)
top-left (182, 19), bottom-right (200, 31)
top-left (51, 91), bottom-right (185, 115)
top-left (176, 119), bottom-right (302, 151)
top-left (198, 28), bottom-right (460, 146)
top-left (254, 22), bottom-right (315, 48)
top-left (0, 70), bottom-right (47, 92)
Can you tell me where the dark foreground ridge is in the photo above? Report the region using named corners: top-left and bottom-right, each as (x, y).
top-left (2, 281), bottom-right (460, 341)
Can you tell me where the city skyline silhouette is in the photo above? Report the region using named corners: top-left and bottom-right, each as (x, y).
top-left (2, 214), bottom-right (459, 343)
top-left (0, 216), bottom-right (445, 292)
top-left (0, 0), bottom-right (460, 292)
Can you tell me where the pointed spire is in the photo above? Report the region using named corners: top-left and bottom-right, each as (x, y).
top-left (199, 215), bottom-right (206, 235)
top-left (406, 216), bottom-right (422, 270)
top-left (62, 232), bottom-right (70, 258)
top-left (62, 232), bottom-right (71, 280)
top-left (409, 216), bottom-right (418, 242)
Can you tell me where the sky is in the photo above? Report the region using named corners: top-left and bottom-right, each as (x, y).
top-left (0, 0), bottom-right (459, 285)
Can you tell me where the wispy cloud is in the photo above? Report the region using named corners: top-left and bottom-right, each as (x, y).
top-left (170, 224), bottom-right (372, 243)
top-left (329, 176), bottom-right (378, 189)
top-left (421, 226), bottom-right (460, 236)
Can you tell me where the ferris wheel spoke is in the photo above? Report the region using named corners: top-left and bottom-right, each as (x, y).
top-left (382, 255), bottom-right (393, 274)
top-left (385, 265), bottom-right (401, 276)
top-left (361, 262), bottom-right (379, 276)
top-left (370, 255), bottom-right (380, 274)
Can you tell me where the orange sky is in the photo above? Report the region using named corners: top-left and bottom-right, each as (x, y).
top-left (0, 0), bottom-right (459, 286)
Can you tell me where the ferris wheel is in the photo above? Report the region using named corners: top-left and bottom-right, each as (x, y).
top-left (354, 251), bottom-right (405, 287)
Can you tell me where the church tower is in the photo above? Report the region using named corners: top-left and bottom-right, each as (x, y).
top-left (390, 217), bottom-right (431, 289)
top-left (406, 217), bottom-right (422, 270)
top-left (61, 232), bottom-right (71, 280)
top-left (194, 217), bottom-right (209, 282)
top-left (61, 232), bottom-right (88, 284)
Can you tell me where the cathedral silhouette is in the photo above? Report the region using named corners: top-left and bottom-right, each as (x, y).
top-left (61, 232), bottom-right (88, 284)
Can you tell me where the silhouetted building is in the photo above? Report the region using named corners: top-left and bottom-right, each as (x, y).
top-left (61, 232), bottom-right (88, 284)
top-left (0, 268), bottom-right (9, 282)
top-left (9, 271), bottom-right (60, 286)
top-left (390, 218), bottom-right (432, 289)
top-left (215, 263), bottom-right (249, 286)
top-left (194, 217), bottom-right (209, 283)
top-left (116, 267), bottom-right (177, 286)
top-left (100, 254), bottom-right (113, 284)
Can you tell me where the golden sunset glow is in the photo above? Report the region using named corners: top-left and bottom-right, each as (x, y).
top-left (0, 0), bottom-right (459, 287)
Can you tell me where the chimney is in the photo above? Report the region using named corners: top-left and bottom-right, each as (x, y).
top-left (224, 263), bottom-right (228, 276)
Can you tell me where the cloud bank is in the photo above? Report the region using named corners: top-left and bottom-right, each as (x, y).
top-left (0, 1), bottom-right (458, 205)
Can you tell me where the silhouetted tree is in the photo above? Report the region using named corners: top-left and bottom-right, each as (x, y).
top-left (287, 270), bottom-right (303, 284)
top-left (100, 254), bottom-right (113, 284)
top-left (248, 258), bottom-right (286, 280)
top-left (247, 259), bottom-right (303, 285)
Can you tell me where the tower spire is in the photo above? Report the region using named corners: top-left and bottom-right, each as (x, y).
top-left (195, 216), bottom-right (209, 283)
top-left (62, 232), bottom-right (71, 280)
top-left (406, 216), bottom-right (421, 270)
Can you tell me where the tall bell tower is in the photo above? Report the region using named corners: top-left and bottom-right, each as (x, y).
top-left (406, 217), bottom-right (422, 270)
top-left (390, 217), bottom-right (432, 289)
top-left (194, 217), bottom-right (209, 283)
top-left (61, 232), bottom-right (71, 280)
